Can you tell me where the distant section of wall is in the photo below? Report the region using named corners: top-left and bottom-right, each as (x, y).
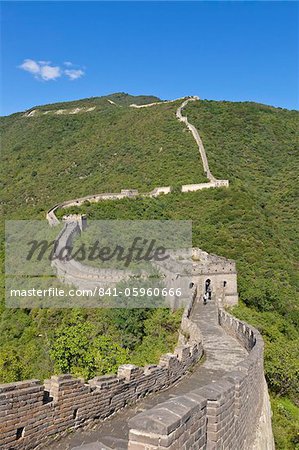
top-left (176, 97), bottom-right (230, 191)
top-left (46, 190), bottom-right (140, 226)
top-left (45, 96), bottom-right (229, 228)
top-left (182, 180), bottom-right (229, 192)
top-left (46, 181), bottom-right (229, 227)
top-left (129, 97), bottom-right (186, 108)
top-left (128, 308), bottom-right (274, 450)
top-left (192, 248), bottom-right (239, 306)
top-left (0, 292), bottom-right (203, 450)
top-left (46, 204), bottom-right (61, 226)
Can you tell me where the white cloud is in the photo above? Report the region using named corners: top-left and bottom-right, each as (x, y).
top-left (18, 59), bottom-right (85, 81)
top-left (65, 69), bottom-right (85, 80)
top-left (18, 59), bottom-right (61, 81)
top-left (40, 65), bottom-right (61, 81)
top-left (19, 59), bottom-right (40, 75)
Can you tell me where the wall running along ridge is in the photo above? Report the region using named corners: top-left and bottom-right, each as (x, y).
top-left (46, 96), bottom-right (229, 227)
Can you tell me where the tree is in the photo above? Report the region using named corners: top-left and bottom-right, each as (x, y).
top-left (50, 319), bottom-right (97, 379)
top-left (50, 315), bottom-right (129, 379)
top-left (93, 336), bottom-right (128, 375)
top-left (265, 338), bottom-right (299, 399)
top-left (0, 345), bottom-right (23, 383)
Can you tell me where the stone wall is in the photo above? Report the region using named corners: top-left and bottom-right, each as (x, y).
top-left (24, 106), bottom-right (96, 118)
top-left (127, 308), bottom-right (274, 450)
top-left (0, 303), bottom-right (273, 450)
top-left (46, 180), bottom-right (230, 228)
top-left (176, 97), bottom-right (230, 191)
top-left (192, 248), bottom-right (239, 306)
top-left (52, 221), bottom-right (136, 290)
top-left (51, 219), bottom-right (238, 309)
top-left (45, 96), bottom-right (230, 229)
top-left (181, 180), bottom-right (229, 193)
top-left (9, 96), bottom-right (270, 449)
top-left (0, 292), bottom-right (203, 450)
top-left (46, 190), bottom-right (142, 226)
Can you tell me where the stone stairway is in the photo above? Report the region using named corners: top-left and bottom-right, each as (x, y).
top-left (45, 300), bottom-right (247, 450)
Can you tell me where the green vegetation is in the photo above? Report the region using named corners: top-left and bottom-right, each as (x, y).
top-left (271, 397), bottom-right (299, 449)
top-left (1, 93), bottom-right (298, 447)
top-left (27, 92), bottom-right (162, 112)
top-left (50, 308), bottom-right (182, 381)
top-left (1, 94), bottom-right (205, 218)
top-left (0, 305), bottom-right (182, 383)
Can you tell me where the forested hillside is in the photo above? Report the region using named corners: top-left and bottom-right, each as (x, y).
top-left (1, 94), bottom-right (298, 448)
top-left (1, 93), bottom-right (205, 218)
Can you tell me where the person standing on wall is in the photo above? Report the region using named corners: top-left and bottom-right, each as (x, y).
top-left (203, 292), bottom-right (208, 305)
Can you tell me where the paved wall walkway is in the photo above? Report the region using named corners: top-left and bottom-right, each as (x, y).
top-left (45, 300), bottom-right (247, 450)
top-left (176, 97), bottom-right (215, 182)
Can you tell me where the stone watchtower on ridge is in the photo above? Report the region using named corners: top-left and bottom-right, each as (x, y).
top-left (192, 248), bottom-right (238, 306)
top-left (153, 247), bottom-right (238, 309)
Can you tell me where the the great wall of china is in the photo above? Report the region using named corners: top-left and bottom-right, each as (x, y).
top-left (128, 307), bottom-right (274, 450)
top-left (0, 97), bottom-right (274, 449)
top-left (0, 291), bottom-right (274, 450)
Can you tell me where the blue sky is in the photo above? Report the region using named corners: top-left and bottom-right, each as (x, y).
top-left (1, 1), bottom-right (298, 115)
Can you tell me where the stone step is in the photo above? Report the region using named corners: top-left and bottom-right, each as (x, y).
top-left (99, 436), bottom-right (128, 449)
top-left (72, 442), bottom-right (112, 450)
top-left (71, 437), bottom-right (129, 450)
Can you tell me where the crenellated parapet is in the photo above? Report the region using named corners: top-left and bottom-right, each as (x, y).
top-left (0, 291), bottom-right (203, 450)
top-left (0, 283), bottom-right (273, 449)
top-left (127, 308), bottom-right (274, 450)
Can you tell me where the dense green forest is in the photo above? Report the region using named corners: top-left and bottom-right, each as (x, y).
top-left (1, 93), bottom-right (298, 448)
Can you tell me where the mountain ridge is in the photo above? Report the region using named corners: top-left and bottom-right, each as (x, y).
top-left (1, 92), bottom-right (163, 117)
top-left (2, 92), bottom-right (298, 118)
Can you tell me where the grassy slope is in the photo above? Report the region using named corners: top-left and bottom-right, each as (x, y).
top-left (1, 95), bottom-right (298, 447)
